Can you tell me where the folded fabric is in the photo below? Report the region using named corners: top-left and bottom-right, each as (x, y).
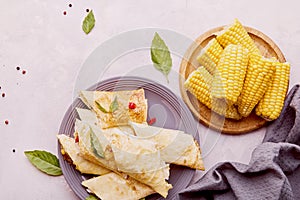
top-left (177, 84), bottom-right (300, 200)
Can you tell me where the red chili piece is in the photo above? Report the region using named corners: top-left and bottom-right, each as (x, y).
top-left (2, 93), bottom-right (5, 97)
top-left (128, 102), bottom-right (136, 109)
top-left (75, 135), bottom-right (79, 143)
top-left (63, 11), bottom-right (67, 15)
top-left (148, 118), bottom-right (156, 125)
top-left (4, 120), bottom-right (9, 125)
top-left (22, 70), bottom-right (26, 74)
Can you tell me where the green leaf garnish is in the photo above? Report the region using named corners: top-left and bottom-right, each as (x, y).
top-left (82, 10), bottom-right (95, 34)
top-left (109, 96), bottom-right (119, 112)
top-left (90, 128), bottom-right (104, 158)
top-left (85, 194), bottom-right (99, 200)
top-left (24, 150), bottom-right (62, 176)
top-left (95, 101), bottom-right (109, 113)
top-left (95, 97), bottom-right (118, 113)
top-left (150, 32), bottom-right (172, 82)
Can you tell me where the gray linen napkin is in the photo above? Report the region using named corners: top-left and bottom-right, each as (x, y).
top-left (177, 85), bottom-right (300, 200)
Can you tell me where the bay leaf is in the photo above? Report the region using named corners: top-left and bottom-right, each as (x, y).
top-left (82, 10), bottom-right (95, 34)
top-left (151, 32), bottom-right (172, 82)
top-left (24, 150), bottom-right (62, 176)
top-left (90, 128), bottom-right (104, 158)
top-left (109, 96), bottom-right (119, 113)
top-left (95, 101), bottom-right (109, 113)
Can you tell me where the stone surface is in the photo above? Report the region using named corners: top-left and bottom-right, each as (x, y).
top-left (0, 0), bottom-right (299, 199)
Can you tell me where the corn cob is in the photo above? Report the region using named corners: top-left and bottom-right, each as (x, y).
top-left (211, 44), bottom-right (249, 105)
top-left (216, 19), bottom-right (260, 54)
top-left (197, 38), bottom-right (224, 74)
top-left (255, 61), bottom-right (290, 120)
top-left (184, 66), bottom-right (241, 120)
top-left (237, 54), bottom-right (276, 117)
top-left (184, 67), bottom-right (213, 108)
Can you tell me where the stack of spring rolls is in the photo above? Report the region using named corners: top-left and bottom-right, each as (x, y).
top-left (57, 89), bottom-right (205, 200)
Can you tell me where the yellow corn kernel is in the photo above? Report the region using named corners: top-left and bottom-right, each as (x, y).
top-left (184, 67), bottom-right (241, 120)
top-left (197, 38), bottom-right (224, 74)
top-left (237, 54), bottom-right (276, 117)
top-left (211, 44), bottom-right (249, 105)
top-left (256, 62), bottom-right (290, 120)
top-left (216, 19), bottom-right (260, 54)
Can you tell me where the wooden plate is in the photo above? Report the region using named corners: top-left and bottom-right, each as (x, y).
top-left (179, 26), bottom-right (286, 134)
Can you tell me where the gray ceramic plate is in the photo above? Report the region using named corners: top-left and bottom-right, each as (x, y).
top-left (58, 76), bottom-right (199, 200)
